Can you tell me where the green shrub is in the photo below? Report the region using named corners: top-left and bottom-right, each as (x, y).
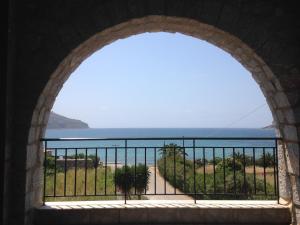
top-left (45, 156), bottom-right (64, 175)
top-left (256, 152), bottom-right (275, 167)
top-left (89, 155), bottom-right (100, 169)
top-left (216, 157), bottom-right (243, 172)
top-left (115, 164), bottom-right (150, 199)
top-left (157, 143), bottom-right (275, 200)
top-left (115, 166), bottom-right (134, 197)
top-left (134, 164), bottom-right (151, 199)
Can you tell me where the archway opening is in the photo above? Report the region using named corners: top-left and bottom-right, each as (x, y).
top-left (26, 16), bottom-right (297, 214)
top-left (43, 30), bottom-right (281, 203)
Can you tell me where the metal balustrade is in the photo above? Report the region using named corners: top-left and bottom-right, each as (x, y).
top-left (41, 137), bottom-right (280, 204)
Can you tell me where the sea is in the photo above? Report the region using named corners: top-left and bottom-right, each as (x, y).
top-left (44, 128), bottom-right (276, 165)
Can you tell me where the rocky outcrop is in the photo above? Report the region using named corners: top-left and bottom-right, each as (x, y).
top-left (47, 112), bottom-right (89, 129)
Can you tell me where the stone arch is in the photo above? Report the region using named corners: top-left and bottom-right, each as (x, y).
top-left (6, 2), bottom-right (300, 225)
top-left (27, 15), bottom-right (298, 220)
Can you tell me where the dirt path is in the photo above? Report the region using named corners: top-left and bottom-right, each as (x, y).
top-left (146, 166), bottom-right (193, 200)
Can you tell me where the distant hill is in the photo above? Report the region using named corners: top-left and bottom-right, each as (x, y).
top-left (47, 112), bottom-right (89, 129)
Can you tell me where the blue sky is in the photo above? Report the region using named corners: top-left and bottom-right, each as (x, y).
top-left (52, 32), bottom-right (272, 128)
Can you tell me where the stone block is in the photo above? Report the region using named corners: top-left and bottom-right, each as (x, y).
top-left (201, 208), bottom-right (236, 223)
top-left (35, 209), bottom-right (89, 225)
top-left (263, 65), bottom-right (275, 81)
top-left (282, 108), bottom-right (296, 124)
top-left (274, 92), bottom-right (290, 108)
top-left (283, 125), bottom-right (298, 142)
top-left (275, 109), bottom-right (285, 123)
top-left (26, 145), bottom-right (38, 169)
top-left (27, 127), bottom-right (37, 145)
top-left (175, 208), bottom-right (204, 223)
top-left (293, 106), bottom-right (300, 123)
top-left (235, 209), bottom-right (262, 223)
top-left (89, 208), bottom-right (119, 224)
top-left (285, 143), bottom-right (300, 176)
top-left (291, 175), bottom-right (300, 205)
top-left (119, 208), bottom-right (147, 224)
top-left (147, 208), bottom-right (176, 223)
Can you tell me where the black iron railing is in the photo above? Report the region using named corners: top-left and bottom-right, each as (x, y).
top-left (41, 137), bottom-right (280, 204)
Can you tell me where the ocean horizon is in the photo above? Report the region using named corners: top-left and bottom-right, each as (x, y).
top-left (44, 128), bottom-right (277, 165)
top-left (45, 127), bottom-right (276, 138)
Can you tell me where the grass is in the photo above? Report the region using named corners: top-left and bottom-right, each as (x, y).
top-left (197, 165), bottom-right (276, 185)
top-left (45, 166), bottom-right (147, 201)
top-left (157, 156), bottom-right (277, 200)
top-left (46, 166), bottom-right (118, 201)
top-left (45, 158), bottom-right (277, 201)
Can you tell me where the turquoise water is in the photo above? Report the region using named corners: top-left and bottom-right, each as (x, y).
top-left (45, 128), bottom-right (276, 139)
top-left (44, 128), bottom-right (276, 165)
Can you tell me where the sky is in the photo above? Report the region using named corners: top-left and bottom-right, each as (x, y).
top-left (52, 32), bottom-right (273, 128)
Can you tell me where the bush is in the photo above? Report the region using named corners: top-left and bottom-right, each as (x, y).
top-left (45, 156), bottom-right (55, 175)
top-left (157, 144), bottom-right (275, 200)
top-left (195, 158), bottom-right (208, 167)
top-left (89, 155), bottom-right (100, 169)
top-left (158, 143), bottom-right (187, 158)
top-left (256, 152), bottom-right (275, 167)
top-left (134, 164), bottom-right (151, 199)
top-left (216, 157), bottom-right (243, 172)
top-left (45, 156), bottom-right (64, 175)
top-left (115, 166), bottom-right (134, 197)
top-left (115, 164), bottom-right (150, 199)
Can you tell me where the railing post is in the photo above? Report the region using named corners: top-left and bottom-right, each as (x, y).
top-left (54, 148), bottom-right (57, 197)
top-left (213, 147), bottom-right (216, 194)
top-left (64, 148), bottom-right (67, 197)
top-left (263, 147), bottom-right (267, 196)
top-left (193, 139), bottom-right (196, 203)
top-left (154, 147), bottom-right (157, 195)
top-left (43, 140), bottom-right (47, 205)
top-left (253, 148), bottom-right (256, 195)
top-left (233, 147), bottom-right (237, 197)
top-left (115, 147), bottom-right (117, 196)
top-left (183, 137), bottom-right (186, 193)
top-left (242, 147), bottom-right (246, 195)
top-left (203, 147), bottom-right (206, 194)
top-left (173, 144), bottom-right (176, 194)
top-left (125, 139), bottom-right (127, 204)
top-left (164, 141), bottom-right (166, 195)
top-left (144, 147), bottom-right (147, 195)
top-left (275, 138), bottom-right (279, 204)
top-left (223, 147), bottom-right (226, 194)
top-left (74, 148), bottom-right (77, 196)
top-left (105, 148), bottom-right (108, 195)
top-left (84, 148), bottom-right (87, 196)
top-left (95, 148), bottom-right (98, 196)
top-left (134, 147), bottom-right (137, 195)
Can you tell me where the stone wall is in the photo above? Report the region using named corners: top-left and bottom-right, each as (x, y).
top-left (5, 1), bottom-right (300, 225)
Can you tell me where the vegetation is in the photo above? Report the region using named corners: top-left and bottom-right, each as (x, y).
top-left (157, 144), bottom-right (276, 200)
top-left (45, 154), bottom-right (100, 175)
top-left (45, 155), bottom-right (150, 201)
top-left (115, 165), bottom-right (134, 197)
top-left (134, 164), bottom-right (151, 198)
top-left (115, 164), bottom-right (150, 199)
top-left (44, 145), bottom-right (276, 201)
top-left (89, 155), bottom-right (101, 169)
top-left (45, 167), bottom-right (116, 201)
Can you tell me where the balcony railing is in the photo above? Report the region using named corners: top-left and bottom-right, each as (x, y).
top-left (41, 137), bottom-right (280, 204)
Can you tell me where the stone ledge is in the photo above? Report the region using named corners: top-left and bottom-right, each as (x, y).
top-left (34, 200), bottom-right (291, 225)
top-left (41, 200), bottom-right (288, 209)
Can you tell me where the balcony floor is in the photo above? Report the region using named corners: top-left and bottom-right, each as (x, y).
top-left (34, 200), bottom-right (291, 225)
